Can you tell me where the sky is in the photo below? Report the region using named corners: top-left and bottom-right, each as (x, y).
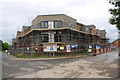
top-left (0, 0), bottom-right (118, 44)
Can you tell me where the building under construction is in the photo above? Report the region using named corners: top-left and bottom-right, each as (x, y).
top-left (11, 14), bottom-right (109, 56)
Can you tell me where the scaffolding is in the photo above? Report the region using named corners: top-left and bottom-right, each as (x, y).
top-left (12, 27), bottom-right (108, 56)
top-left (11, 14), bottom-right (109, 56)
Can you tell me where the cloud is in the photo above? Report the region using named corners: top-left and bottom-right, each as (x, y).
top-left (1, 0), bottom-right (118, 43)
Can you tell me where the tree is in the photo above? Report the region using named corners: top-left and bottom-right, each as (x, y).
top-left (2, 42), bottom-right (10, 51)
top-left (0, 40), bottom-right (3, 51)
top-left (109, 0), bottom-right (120, 30)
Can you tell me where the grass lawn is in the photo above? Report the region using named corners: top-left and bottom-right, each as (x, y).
top-left (16, 53), bottom-right (87, 58)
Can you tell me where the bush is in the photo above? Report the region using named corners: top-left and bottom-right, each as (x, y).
top-left (33, 52), bottom-right (37, 56)
top-left (16, 53), bottom-right (23, 58)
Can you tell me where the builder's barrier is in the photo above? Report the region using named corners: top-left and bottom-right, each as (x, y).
top-left (94, 47), bottom-right (112, 55)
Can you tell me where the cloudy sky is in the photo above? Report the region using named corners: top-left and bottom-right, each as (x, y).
top-left (0, 0), bottom-right (118, 44)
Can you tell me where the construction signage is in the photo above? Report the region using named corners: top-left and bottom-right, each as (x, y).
top-left (96, 46), bottom-right (100, 49)
top-left (88, 49), bottom-right (92, 52)
top-left (89, 45), bottom-right (92, 48)
top-left (27, 47), bottom-right (30, 50)
top-left (66, 45), bottom-right (71, 52)
top-left (88, 45), bottom-right (92, 52)
top-left (60, 46), bottom-right (64, 50)
top-left (72, 45), bottom-right (78, 48)
top-left (43, 44), bottom-right (57, 52)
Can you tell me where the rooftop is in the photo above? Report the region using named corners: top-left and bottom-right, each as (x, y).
top-left (38, 14), bottom-right (66, 16)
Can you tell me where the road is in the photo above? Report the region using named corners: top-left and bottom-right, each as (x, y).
top-left (2, 52), bottom-right (86, 78)
top-left (1, 50), bottom-right (119, 78)
top-left (85, 50), bottom-right (119, 78)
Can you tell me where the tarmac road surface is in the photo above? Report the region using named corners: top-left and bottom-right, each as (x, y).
top-left (1, 50), bottom-right (119, 78)
top-left (2, 52), bottom-right (86, 78)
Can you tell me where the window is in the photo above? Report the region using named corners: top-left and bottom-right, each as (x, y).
top-left (54, 35), bottom-right (61, 42)
top-left (54, 21), bottom-right (62, 28)
top-left (41, 34), bottom-right (49, 42)
top-left (86, 27), bottom-right (88, 32)
top-left (90, 29), bottom-right (92, 33)
top-left (54, 35), bottom-right (58, 42)
top-left (70, 36), bottom-right (72, 41)
top-left (54, 32), bottom-right (62, 42)
top-left (40, 21), bottom-right (48, 28)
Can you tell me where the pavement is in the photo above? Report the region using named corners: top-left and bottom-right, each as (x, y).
top-left (10, 54), bottom-right (89, 61)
